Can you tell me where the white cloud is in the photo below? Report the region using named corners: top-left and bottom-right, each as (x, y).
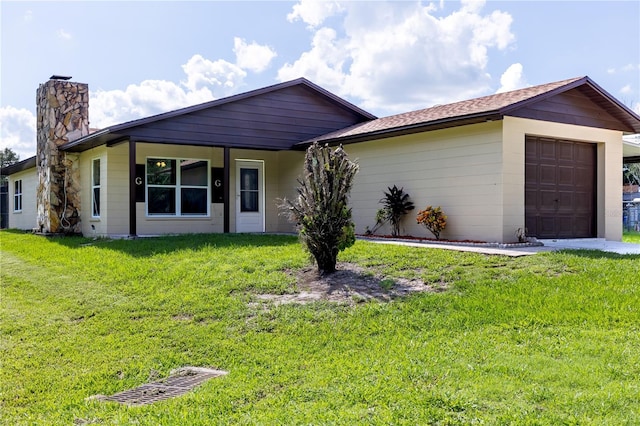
top-left (278, 27), bottom-right (348, 88)
top-left (287, 0), bottom-right (344, 27)
top-left (2, 41), bottom-right (274, 149)
top-left (460, 0), bottom-right (485, 14)
top-left (90, 53), bottom-right (250, 129)
top-left (608, 64), bottom-right (640, 74)
top-left (496, 63), bottom-right (528, 93)
top-left (90, 49), bottom-right (276, 128)
top-left (0, 106), bottom-right (37, 159)
top-left (180, 54), bottom-right (246, 93)
top-left (24, 10), bottom-right (33, 22)
top-left (56, 29), bottom-right (72, 40)
top-left (622, 63), bottom-right (640, 72)
top-left (90, 79), bottom-right (215, 129)
top-left (620, 84), bottom-right (632, 95)
top-left (279, 1), bottom-right (515, 114)
top-left (233, 38), bottom-right (277, 73)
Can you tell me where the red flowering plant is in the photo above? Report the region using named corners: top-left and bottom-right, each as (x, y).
top-left (416, 206), bottom-right (447, 240)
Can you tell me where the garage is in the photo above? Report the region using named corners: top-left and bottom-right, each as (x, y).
top-left (525, 136), bottom-right (596, 239)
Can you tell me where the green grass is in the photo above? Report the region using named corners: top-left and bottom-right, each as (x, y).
top-left (1, 230), bottom-right (639, 425)
top-left (623, 229), bottom-right (640, 244)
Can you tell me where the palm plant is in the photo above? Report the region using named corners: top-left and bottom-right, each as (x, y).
top-left (380, 185), bottom-right (414, 237)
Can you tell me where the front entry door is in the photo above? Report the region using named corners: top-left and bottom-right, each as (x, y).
top-left (236, 161), bottom-right (264, 233)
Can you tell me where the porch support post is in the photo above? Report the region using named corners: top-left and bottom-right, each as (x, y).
top-left (129, 139), bottom-right (137, 237)
top-left (223, 146), bottom-right (230, 233)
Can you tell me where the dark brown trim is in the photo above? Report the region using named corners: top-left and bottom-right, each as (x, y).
top-left (106, 136), bottom-right (130, 147)
top-left (1, 156), bottom-right (37, 176)
top-left (624, 156), bottom-right (640, 164)
top-left (103, 136), bottom-right (287, 151)
top-left (129, 139), bottom-right (137, 237)
top-left (223, 147), bottom-right (230, 233)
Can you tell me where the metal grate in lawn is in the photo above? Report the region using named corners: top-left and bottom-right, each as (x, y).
top-left (97, 367), bottom-right (228, 406)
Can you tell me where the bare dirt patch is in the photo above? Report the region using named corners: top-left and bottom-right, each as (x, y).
top-left (254, 262), bottom-right (445, 305)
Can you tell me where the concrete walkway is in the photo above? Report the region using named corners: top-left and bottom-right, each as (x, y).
top-left (360, 237), bottom-right (640, 256)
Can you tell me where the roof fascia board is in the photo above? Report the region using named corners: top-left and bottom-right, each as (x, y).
top-left (298, 112), bottom-right (503, 148)
top-left (1, 156), bottom-right (37, 176)
top-left (108, 77), bottom-right (376, 125)
top-left (296, 79), bottom-right (377, 120)
top-left (60, 128), bottom-right (113, 151)
top-left (106, 136), bottom-right (132, 147)
top-left (499, 76), bottom-right (588, 115)
top-left (580, 76), bottom-right (640, 121)
top-left (112, 136), bottom-right (285, 151)
top-left (499, 76), bottom-right (640, 129)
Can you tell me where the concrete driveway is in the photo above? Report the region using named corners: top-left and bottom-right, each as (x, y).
top-left (362, 237), bottom-right (640, 256)
top-left (538, 238), bottom-right (640, 255)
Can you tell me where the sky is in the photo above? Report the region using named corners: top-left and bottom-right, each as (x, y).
top-left (1, 0), bottom-right (639, 161)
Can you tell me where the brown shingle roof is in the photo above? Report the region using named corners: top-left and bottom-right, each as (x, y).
top-left (302, 76), bottom-right (603, 145)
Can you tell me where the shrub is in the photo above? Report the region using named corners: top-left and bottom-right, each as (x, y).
top-left (279, 143), bottom-right (359, 274)
top-left (416, 206), bottom-right (447, 240)
top-left (365, 208), bottom-right (388, 235)
top-left (379, 185), bottom-right (414, 237)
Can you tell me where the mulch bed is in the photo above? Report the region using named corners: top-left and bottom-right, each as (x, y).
top-left (359, 234), bottom-right (543, 248)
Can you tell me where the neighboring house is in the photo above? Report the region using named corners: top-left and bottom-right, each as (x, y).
top-left (2, 75), bottom-right (640, 243)
top-left (623, 134), bottom-right (640, 163)
top-left (623, 135), bottom-right (640, 231)
top-left (623, 134), bottom-right (640, 229)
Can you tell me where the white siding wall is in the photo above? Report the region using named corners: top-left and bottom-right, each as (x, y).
top-left (229, 149), bottom-right (303, 233)
top-left (275, 150), bottom-right (304, 233)
top-left (79, 146), bottom-right (107, 237)
top-left (7, 168), bottom-right (38, 230)
top-left (75, 142), bottom-right (302, 237)
top-left (79, 143), bottom-right (131, 237)
top-left (346, 121), bottom-right (505, 242)
top-left (105, 143), bottom-right (130, 236)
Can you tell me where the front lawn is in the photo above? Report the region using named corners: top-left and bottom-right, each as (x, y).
top-left (1, 231), bottom-right (639, 425)
top-left (623, 229), bottom-right (640, 244)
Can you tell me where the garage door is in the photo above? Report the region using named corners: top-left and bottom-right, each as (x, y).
top-left (525, 136), bottom-right (596, 239)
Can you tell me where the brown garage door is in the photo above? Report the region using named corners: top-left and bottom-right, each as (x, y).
top-left (525, 136), bottom-right (596, 239)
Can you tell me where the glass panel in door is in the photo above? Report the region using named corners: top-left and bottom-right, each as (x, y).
top-left (240, 168), bottom-right (259, 212)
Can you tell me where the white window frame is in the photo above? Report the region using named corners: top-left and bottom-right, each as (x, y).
top-left (91, 158), bottom-right (101, 218)
top-left (13, 179), bottom-right (22, 212)
top-left (146, 157), bottom-right (210, 217)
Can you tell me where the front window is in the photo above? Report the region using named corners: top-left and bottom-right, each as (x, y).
top-left (147, 158), bottom-right (209, 216)
top-left (92, 159), bottom-right (100, 217)
top-left (13, 180), bottom-right (22, 212)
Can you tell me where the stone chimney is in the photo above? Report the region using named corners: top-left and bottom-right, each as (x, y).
top-left (36, 76), bottom-right (89, 234)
